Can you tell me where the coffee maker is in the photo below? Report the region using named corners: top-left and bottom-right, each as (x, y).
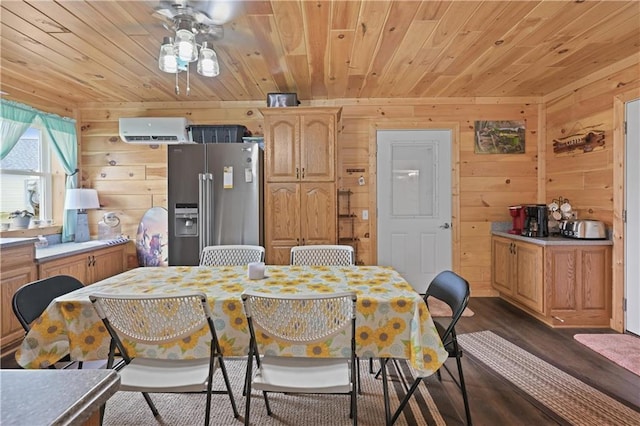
top-left (522, 204), bottom-right (549, 237)
top-left (508, 205), bottom-right (526, 235)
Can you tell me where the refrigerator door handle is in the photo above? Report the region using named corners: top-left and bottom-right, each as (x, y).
top-left (198, 173), bottom-right (206, 257)
top-left (206, 173), bottom-right (214, 247)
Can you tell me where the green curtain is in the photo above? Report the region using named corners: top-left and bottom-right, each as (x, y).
top-left (1, 100), bottom-right (79, 242)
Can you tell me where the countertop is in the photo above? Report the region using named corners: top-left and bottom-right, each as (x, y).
top-left (35, 238), bottom-right (130, 262)
top-left (0, 237), bottom-right (37, 249)
top-left (492, 231), bottom-right (613, 246)
top-left (1, 369), bottom-right (120, 426)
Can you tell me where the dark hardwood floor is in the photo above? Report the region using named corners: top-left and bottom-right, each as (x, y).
top-left (434, 297), bottom-right (640, 425)
top-left (2, 297), bottom-right (639, 425)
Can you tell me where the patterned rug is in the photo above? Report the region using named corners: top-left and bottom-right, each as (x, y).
top-left (459, 331), bottom-right (640, 426)
top-left (103, 358), bottom-right (453, 425)
top-left (574, 333), bottom-right (640, 376)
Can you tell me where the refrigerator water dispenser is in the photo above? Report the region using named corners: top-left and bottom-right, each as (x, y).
top-left (174, 204), bottom-right (198, 237)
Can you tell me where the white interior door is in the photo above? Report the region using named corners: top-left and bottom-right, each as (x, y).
top-left (625, 98), bottom-right (640, 335)
top-left (377, 130), bottom-right (452, 293)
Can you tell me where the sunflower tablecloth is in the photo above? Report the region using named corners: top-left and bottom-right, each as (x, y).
top-left (16, 265), bottom-right (448, 376)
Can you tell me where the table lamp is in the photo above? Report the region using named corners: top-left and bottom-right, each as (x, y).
top-left (65, 188), bottom-right (100, 242)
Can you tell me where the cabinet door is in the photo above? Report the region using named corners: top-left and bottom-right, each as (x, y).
top-left (301, 182), bottom-right (336, 245)
top-left (264, 115), bottom-right (299, 182)
top-left (90, 246), bottom-right (125, 284)
top-left (546, 246), bottom-right (611, 326)
top-left (1, 264), bottom-right (37, 348)
top-left (265, 183), bottom-right (301, 264)
top-left (492, 237), bottom-right (514, 295)
top-left (300, 114), bottom-right (335, 182)
top-left (39, 253), bottom-right (89, 284)
top-left (513, 241), bottom-right (544, 313)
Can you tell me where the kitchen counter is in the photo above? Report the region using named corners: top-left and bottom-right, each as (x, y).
top-left (492, 231), bottom-right (612, 246)
top-left (1, 369), bottom-right (120, 426)
top-left (35, 238), bottom-right (129, 262)
top-left (0, 237), bottom-right (37, 248)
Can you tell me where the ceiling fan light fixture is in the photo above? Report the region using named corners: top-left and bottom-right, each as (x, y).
top-left (197, 42), bottom-right (220, 77)
top-left (174, 28), bottom-right (198, 62)
top-left (158, 37), bottom-right (178, 73)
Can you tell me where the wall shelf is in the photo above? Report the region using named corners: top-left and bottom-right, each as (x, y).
top-left (337, 189), bottom-right (359, 263)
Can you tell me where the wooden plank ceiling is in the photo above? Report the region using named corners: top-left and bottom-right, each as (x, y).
top-left (1, 0), bottom-right (639, 106)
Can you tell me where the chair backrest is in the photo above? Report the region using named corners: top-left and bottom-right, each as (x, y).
top-left (425, 270), bottom-right (470, 340)
top-left (290, 245), bottom-right (355, 266)
top-left (12, 275), bottom-right (85, 332)
top-left (242, 291), bottom-right (357, 345)
top-left (200, 245), bottom-right (265, 266)
top-left (90, 292), bottom-right (213, 345)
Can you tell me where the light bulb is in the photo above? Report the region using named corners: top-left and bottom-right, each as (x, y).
top-left (158, 37), bottom-right (178, 73)
top-left (174, 29), bottom-right (197, 62)
top-left (197, 43), bottom-right (220, 77)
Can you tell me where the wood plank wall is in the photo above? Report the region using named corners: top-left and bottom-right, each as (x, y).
top-left (544, 62), bottom-right (640, 331)
top-left (75, 98), bottom-right (540, 296)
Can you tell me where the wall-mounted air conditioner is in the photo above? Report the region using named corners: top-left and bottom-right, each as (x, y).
top-left (119, 117), bottom-right (193, 144)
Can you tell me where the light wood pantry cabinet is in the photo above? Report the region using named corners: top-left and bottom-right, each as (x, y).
top-left (492, 233), bottom-right (612, 327)
top-left (265, 182), bottom-right (336, 264)
top-left (262, 107), bottom-right (341, 264)
top-left (491, 236), bottom-right (544, 313)
top-left (261, 107), bottom-right (340, 183)
top-left (1, 240), bottom-right (37, 354)
top-left (38, 244), bottom-right (126, 285)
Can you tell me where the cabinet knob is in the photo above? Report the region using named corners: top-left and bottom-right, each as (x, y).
top-left (301, 168), bottom-right (305, 179)
top-left (296, 167), bottom-right (299, 179)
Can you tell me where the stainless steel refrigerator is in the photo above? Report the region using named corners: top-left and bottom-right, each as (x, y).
top-left (168, 143), bottom-right (263, 265)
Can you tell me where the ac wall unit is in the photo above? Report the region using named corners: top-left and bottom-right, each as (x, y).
top-left (119, 117), bottom-right (193, 144)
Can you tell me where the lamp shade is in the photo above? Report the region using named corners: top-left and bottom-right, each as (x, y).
top-left (197, 42), bottom-right (220, 77)
top-left (65, 188), bottom-right (100, 210)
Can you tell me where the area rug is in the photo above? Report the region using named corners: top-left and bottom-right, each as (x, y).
top-left (574, 333), bottom-right (640, 376)
top-left (103, 359), bottom-right (451, 425)
top-left (426, 296), bottom-right (474, 318)
top-left (458, 331), bottom-right (640, 426)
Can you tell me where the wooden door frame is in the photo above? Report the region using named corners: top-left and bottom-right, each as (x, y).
top-left (368, 120), bottom-right (460, 273)
top-left (613, 88), bottom-right (640, 332)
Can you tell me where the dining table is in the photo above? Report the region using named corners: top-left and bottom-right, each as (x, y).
top-left (16, 265), bottom-right (448, 377)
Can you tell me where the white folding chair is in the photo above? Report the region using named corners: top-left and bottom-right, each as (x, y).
top-left (241, 291), bottom-right (358, 426)
top-left (90, 292), bottom-right (239, 426)
top-left (200, 245), bottom-right (265, 266)
top-left (290, 244), bottom-right (355, 266)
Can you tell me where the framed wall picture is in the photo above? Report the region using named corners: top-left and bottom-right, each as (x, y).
top-left (474, 120), bottom-right (525, 154)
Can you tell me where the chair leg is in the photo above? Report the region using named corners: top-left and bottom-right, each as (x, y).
top-left (357, 357), bottom-right (363, 395)
top-left (262, 391), bottom-right (272, 415)
top-left (456, 354), bottom-right (472, 426)
top-left (373, 359), bottom-right (409, 392)
top-left (141, 392), bottom-right (159, 416)
top-left (390, 378), bottom-right (422, 425)
top-left (217, 355), bottom-right (239, 418)
top-left (380, 358), bottom-right (391, 426)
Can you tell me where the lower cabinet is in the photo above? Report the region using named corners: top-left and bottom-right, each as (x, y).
top-left (0, 242), bottom-right (37, 353)
top-left (492, 235), bottom-right (611, 327)
top-left (491, 236), bottom-right (543, 313)
top-left (545, 245), bottom-right (612, 327)
top-left (38, 245), bottom-right (126, 285)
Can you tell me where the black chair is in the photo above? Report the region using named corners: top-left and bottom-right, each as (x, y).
top-left (12, 275), bottom-right (85, 369)
top-left (389, 270), bottom-right (472, 425)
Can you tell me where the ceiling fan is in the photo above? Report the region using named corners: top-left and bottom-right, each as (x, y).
top-left (152, 0), bottom-right (228, 41)
top-left (151, 1), bottom-right (237, 94)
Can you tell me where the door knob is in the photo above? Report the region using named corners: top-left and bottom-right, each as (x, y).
top-left (439, 223), bottom-right (451, 229)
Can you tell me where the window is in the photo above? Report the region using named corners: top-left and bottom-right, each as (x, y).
top-left (0, 126), bottom-right (52, 221)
